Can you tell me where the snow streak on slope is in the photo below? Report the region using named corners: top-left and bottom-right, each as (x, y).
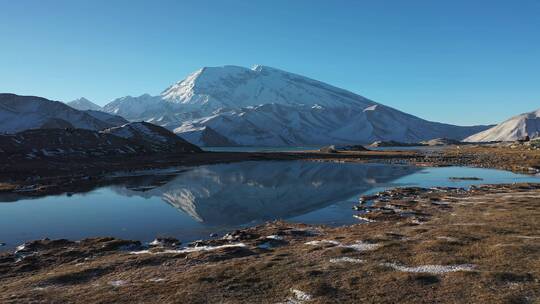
top-left (102, 65), bottom-right (490, 146)
top-left (464, 109), bottom-right (540, 142)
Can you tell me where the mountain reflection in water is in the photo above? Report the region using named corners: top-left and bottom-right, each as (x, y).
top-left (111, 161), bottom-right (419, 226)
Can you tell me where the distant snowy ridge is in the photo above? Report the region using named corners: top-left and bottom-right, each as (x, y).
top-left (67, 97), bottom-right (102, 111)
top-left (464, 108), bottom-right (540, 142)
top-left (100, 65), bottom-right (492, 146)
top-left (0, 94), bottom-right (113, 133)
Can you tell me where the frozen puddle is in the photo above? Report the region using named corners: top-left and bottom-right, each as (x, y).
top-left (353, 215), bottom-right (377, 223)
top-left (436, 236), bottom-right (459, 242)
top-left (329, 257), bottom-right (365, 264)
top-left (266, 235), bottom-right (285, 240)
top-left (305, 240), bottom-right (340, 246)
top-left (382, 263), bottom-right (476, 274)
top-left (108, 280), bottom-right (128, 287)
top-left (130, 243), bottom-right (247, 255)
top-left (305, 240), bottom-right (380, 251)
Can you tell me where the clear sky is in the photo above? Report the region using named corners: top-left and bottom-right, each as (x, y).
top-left (1, 0), bottom-right (538, 125)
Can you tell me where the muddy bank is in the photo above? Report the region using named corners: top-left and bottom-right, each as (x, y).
top-left (1, 183), bottom-right (539, 303)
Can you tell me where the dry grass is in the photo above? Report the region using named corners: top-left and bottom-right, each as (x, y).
top-left (1, 184), bottom-right (539, 303)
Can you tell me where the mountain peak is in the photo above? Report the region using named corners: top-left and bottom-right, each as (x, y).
top-left (160, 64), bottom-right (374, 111)
top-left (67, 97), bottom-right (102, 111)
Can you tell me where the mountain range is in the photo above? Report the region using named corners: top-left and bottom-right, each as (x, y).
top-left (3, 65), bottom-right (537, 145)
top-left (0, 93), bottom-right (119, 133)
top-left (95, 65), bottom-right (490, 146)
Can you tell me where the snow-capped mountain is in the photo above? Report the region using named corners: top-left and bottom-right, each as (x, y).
top-left (102, 65), bottom-right (490, 146)
top-left (161, 65), bottom-right (374, 112)
top-left (0, 94), bottom-right (113, 133)
top-left (66, 97), bottom-right (102, 111)
top-left (464, 108), bottom-right (540, 142)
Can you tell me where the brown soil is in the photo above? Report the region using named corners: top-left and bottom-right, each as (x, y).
top-left (1, 183), bottom-right (539, 303)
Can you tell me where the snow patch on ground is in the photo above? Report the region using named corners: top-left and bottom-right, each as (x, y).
top-left (345, 241), bottom-right (381, 251)
top-left (436, 236), bottom-right (459, 242)
top-left (130, 243), bottom-right (247, 255)
top-left (108, 280), bottom-right (128, 287)
top-left (266, 235), bottom-right (285, 240)
top-left (514, 235), bottom-right (540, 239)
top-left (304, 240), bottom-right (340, 246)
top-left (353, 215), bottom-right (377, 223)
top-left (329, 257), bottom-right (365, 264)
top-left (305, 240), bottom-right (380, 251)
top-left (382, 263), bottom-right (476, 274)
top-left (278, 289), bottom-right (312, 303)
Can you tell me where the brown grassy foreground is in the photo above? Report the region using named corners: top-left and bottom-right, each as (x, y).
top-left (436, 145), bottom-right (540, 174)
top-left (308, 144), bottom-right (540, 175)
top-left (1, 183), bottom-right (539, 303)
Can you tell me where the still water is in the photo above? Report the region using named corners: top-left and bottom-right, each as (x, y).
top-left (1, 161), bottom-right (538, 250)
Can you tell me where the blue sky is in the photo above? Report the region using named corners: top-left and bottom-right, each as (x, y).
top-left (1, 0), bottom-right (538, 125)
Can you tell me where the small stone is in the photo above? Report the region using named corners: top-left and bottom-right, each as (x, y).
top-left (149, 237), bottom-right (180, 247)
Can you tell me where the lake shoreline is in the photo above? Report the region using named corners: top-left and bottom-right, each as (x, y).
top-left (1, 182), bottom-right (539, 303)
top-left (1, 144), bottom-right (539, 198)
top-left (0, 150), bottom-right (418, 197)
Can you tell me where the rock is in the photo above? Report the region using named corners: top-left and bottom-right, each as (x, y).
top-left (336, 145), bottom-right (369, 151)
top-left (149, 237), bottom-right (180, 248)
top-left (369, 141), bottom-right (423, 147)
top-left (320, 144), bottom-right (369, 152)
top-left (448, 177), bottom-right (483, 181)
top-left (319, 145), bottom-right (337, 153)
top-left (419, 138), bottom-right (462, 146)
top-left (518, 135), bottom-right (531, 143)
